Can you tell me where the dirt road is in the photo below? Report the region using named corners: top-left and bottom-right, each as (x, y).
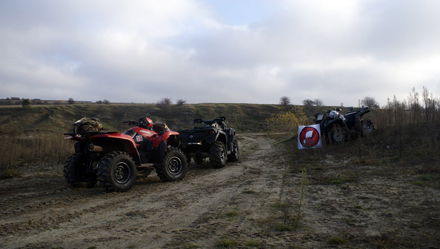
top-left (1, 134), bottom-right (439, 248)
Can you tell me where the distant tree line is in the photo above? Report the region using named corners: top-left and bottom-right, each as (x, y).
top-left (280, 95), bottom-right (381, 109)
top-left (155, 98), bottom-right (187, 113)
top-left (0, 98), bottom-right (106, 106)
top-left (280, 95), bottom-right (382, 109)
top-left (279, 96), bottom-right (325, 108)
top-left (280, 86), bottom-right (439, 126)
top-left (382, 86), bottom-right (440, 125)
top-left (1, 97), bottom-right (190, 107)
top-left (302, 98), bottom-right (324, 107)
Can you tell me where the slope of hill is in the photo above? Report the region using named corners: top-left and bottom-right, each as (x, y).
top-left (0, 103), bottom-right (299, 134)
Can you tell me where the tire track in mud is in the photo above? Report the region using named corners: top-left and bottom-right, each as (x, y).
top-left (161, 135), bottom-right (291, 248)
top-left (0, 134), bottom-right (290, 249)
top-left (2, 134), bottom-right (440, 248)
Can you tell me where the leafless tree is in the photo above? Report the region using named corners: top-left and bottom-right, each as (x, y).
top-left (314, 98), bottom-right (324, 106)
top-left (156, 98), bottom-right (173, 113)
top-left (361, 96), bottom-right (379, 108)
top-left (279, 96), bottom-right (291, 108)
top-left (156, 98), bottom-right (172, 106)
top-left (302, 99), bottom-right (315, 107)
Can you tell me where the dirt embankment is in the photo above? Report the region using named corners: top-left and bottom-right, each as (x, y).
top-left (0, 134), bottom-right (439, 249)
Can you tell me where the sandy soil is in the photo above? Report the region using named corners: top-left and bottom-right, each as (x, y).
top-left (0, 133), bottom-right (439, 249)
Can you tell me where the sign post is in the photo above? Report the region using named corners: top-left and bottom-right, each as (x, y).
top-left (298, 124), bottom-right (322, 149)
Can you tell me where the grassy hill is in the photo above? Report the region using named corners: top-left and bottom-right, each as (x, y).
top-left (0, 103), bottom-right (386, 135)
top-left (0, 103), bottom-right (302, 134)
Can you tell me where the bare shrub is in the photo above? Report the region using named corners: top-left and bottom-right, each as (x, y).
top-left (176, 99), bottom-right (186, 106)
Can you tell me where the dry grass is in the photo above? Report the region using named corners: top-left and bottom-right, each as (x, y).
top-left (0, 132), bottom-right (73, 178)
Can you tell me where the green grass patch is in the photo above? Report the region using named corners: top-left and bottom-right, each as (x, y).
top-left (330, 174), bottom-right (357, 185)
top-left (353, 158), bottom-right (380, 166)
top-left (216, 235), bottom-right (239, 248)
top-left (327, 235), bottom-right (346, 245)
top-left (242, 189), bottom-right (257, 194)
top-left (274, 222), bottom-right (294, 232)
top-left (0, 169), bottom-right (22, 179)
top-left (268, 202), bottom-right (290, 210)
top-left (223, 210), bottom-right (239, 217)
top-left (168, 241), bottom-right (200, 248)
top-left (244, 240), bottom-right (262, 247)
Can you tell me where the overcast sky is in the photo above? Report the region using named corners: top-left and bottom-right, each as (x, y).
top-left (1, 0), bottom-right (439, 107)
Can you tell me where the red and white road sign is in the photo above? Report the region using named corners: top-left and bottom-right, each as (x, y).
top-left (298, 124), bottom-right (322, 149)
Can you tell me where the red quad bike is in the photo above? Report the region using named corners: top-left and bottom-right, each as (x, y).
top-left (63, 117), bottom-right (188, 192)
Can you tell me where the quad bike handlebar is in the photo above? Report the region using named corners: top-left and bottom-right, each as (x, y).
top-left (123, 120), bottom-right (138, 126)
top-left (193, 116), bottom-right (226, 124)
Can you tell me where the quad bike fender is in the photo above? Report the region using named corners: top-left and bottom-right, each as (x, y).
top-left (89, 133), bottom-right (142, 165)
top-left (323, 118), bottom-right (346, 131)
top-left (146, 140), bottom-right (167, 165)
top-left (152, 130), bottom-right (181, 148)
top-left (211, 131), bottom-right (227, 150)
top-left (222, 128), bottom-right (236, 151)
top-left (203, 130), bottom-right (221, 144)
top-left (202, 130), bottom-right (227, 145)
top-left (355, 108), bottom-right (370, 121)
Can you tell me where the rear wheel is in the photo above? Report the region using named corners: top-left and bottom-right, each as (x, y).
top-left (97, 151), bottom-right (136, 192)
top-left (63, 154), bottom-right (97, 188)
top-left (210, 141), bottom-right (226, 168)
top-left (156, 148), bottom-right (188, 181)
top-left (227, 139), bottom-right (239, 162)
top-left (330, 124), bottom-right (346, 144)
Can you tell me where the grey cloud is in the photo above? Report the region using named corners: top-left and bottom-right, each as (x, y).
top-left (0, 0), bottom-right (439, 107)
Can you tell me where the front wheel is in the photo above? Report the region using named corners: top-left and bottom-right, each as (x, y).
top-left (227, 139), bottom-right (239, 162)
top-left (330, 124), bottom-right (346, 144)
top-left (97, 151), bottom-right (136, 192)
top-left (156, 148), bottom-right (188, 182)
top-left (362, 120), bottom-right (376, 137)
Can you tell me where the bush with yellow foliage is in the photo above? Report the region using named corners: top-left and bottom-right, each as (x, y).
top-left (266, 107), bottom-right (308, 132)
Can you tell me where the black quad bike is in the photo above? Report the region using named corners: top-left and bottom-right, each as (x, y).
top-left (313, 106), bottom-right (375, 144)
top-left (63, 117), bottom-right (188, 192)
top-left (178, 117), bottom-right (239, 168)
